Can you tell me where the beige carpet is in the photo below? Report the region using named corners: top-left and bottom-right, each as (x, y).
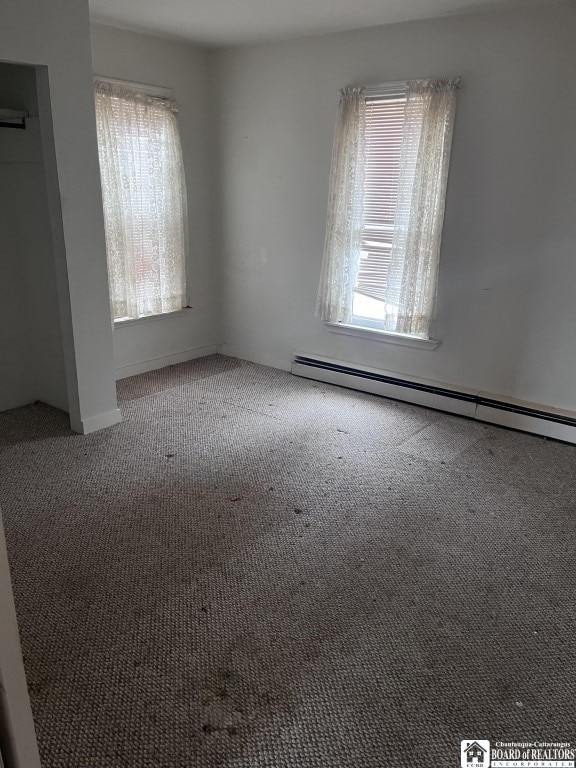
top-left (0, 354), bottom-right (575, 767)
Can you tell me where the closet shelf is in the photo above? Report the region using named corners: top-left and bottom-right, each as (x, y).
top-left (0, 109), bottom-right (28, 129)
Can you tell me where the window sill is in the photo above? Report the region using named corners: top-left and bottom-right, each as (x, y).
top-left (114, 307), bottom-right (192, 328)
top-left (325, 322), bottom-right (440, 349)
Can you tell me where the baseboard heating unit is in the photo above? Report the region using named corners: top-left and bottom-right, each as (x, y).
top-left (291, 354), bottom-right (576, 445)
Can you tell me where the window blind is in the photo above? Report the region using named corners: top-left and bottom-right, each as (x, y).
top-left (355, 95), bottom-right (406, 302)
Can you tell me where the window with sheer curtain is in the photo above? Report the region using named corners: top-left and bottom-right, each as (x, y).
top-left (316, 79), bottom-right (459, 340)
top-left (94, 79), bottom-right (188, 322)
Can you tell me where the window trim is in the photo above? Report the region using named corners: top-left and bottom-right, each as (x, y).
top-left (113, 307), bottom-right (193, 329)
top-left (325, 321), bottom-right (440, 349)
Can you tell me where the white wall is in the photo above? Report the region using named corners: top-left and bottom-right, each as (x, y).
top-left (90, 24), bottom-right (220, 378)
top-left (213, 2), bottom-right (576, 412)
top-left (0, 0), bottom-right (120, 434)
top-left (0, 64), bottom-right (68, 413)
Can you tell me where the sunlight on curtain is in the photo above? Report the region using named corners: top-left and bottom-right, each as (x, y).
top-left (384, 79), bottom-right (459, 337)
top-left (316, 86), bottom-right (366, 324)
top-left (94, 80), bottom-right (188, 321)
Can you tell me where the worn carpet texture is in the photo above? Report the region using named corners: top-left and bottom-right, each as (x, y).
top-left (0, 354), bottom-right (575, 767)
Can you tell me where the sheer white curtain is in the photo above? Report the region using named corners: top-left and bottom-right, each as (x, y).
top-left (94, 80), bottom-right (188, 321)
top-left (316, 87), bottom-right (366, 324)
top-left (384, 79), bottom-right (459, 337)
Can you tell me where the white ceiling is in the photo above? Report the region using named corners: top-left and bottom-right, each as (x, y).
top-left (88, 0), bottom-right (556, 47)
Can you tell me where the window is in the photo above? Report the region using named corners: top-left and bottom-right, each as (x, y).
top-left (94, 79), bottom-right (188, 322)
top-left (353, 90), bottom-right (406, 329)
top-left (316, 79), bottom-right (459, 340)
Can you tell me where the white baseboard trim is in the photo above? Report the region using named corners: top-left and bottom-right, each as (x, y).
top-left (218, 344), bottom-right (292, 372)
top-left (292, 353), bottom-right (576, 445)
top-left (115, 344), bottom-right (218, 380)
top-left (70, 408), bottom-right (122, 435)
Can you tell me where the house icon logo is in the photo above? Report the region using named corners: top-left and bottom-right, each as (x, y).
top-left (461, 740), bottom-right (490, 767)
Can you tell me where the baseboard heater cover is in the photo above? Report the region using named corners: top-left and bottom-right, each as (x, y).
top-left (292, 354), bottom-right (576, 444)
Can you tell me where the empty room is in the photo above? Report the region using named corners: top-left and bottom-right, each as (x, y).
top-left (0, 0), bottom-right (575, 766)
